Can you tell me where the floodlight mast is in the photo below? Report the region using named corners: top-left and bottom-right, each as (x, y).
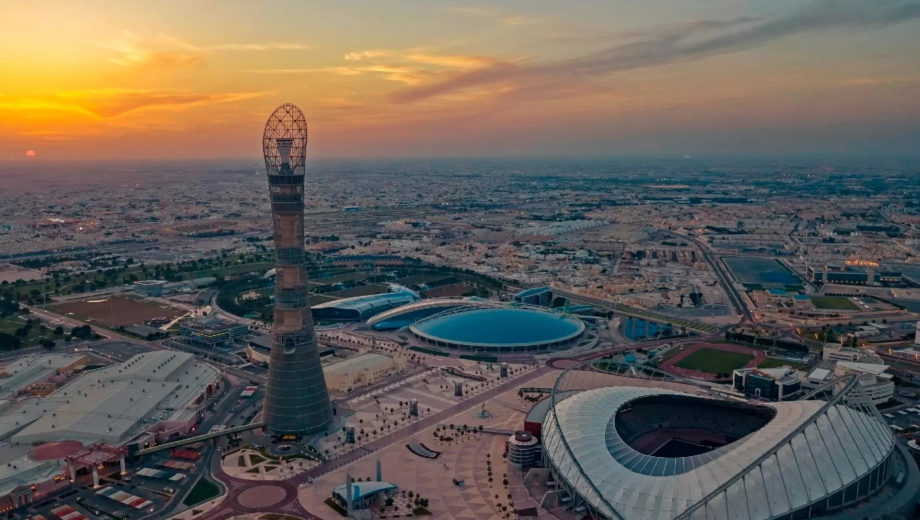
top-left (261, 103), bottom-right (333, 436)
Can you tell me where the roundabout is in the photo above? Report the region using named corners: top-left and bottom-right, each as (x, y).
top-left (236, 485), bottom-right (290, 509)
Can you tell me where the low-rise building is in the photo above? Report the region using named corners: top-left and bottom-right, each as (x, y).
top-left (0, 354), bottom-right (86, 399)
top-left (732, 367), bottom-right (802, 401)
top-left (133, 280), bottom-right (167, 297)
top-left (123, 324), bottom-right (166, 340)
top-left (836, 362), bottom-right (895, 405)
top-left (507, 430), bottom-right (540, 469)
top-left (246, 334), bottom-right (272, 365)
top-left (323, 352), bottom-right (406, 392)
top-left (822, 344), bottom-right (863, 362)
top-left (806, 360), bottom-right (894, 406)
top-left (0, 351), bottom-right (219, 445)
top-left (331, 480), bottom-right (397, 511)
top-left (0, 351), bottom-right (219, 512)
top-left (514, 286), bottom-right (553, 306)
top-left (176, 316), bottom-right (248, 348)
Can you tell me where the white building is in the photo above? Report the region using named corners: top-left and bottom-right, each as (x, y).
top-left (0, 351), bottom-right (219, 446)
top-left (836, 362), bottom-right (895, 406)
top-left (806, 360), bottom-right (894, 406)
top-left (915, 321), bottom-right (920, 345)
top-left (0, 354), bottom-right (87, 399)
top-left (822, 344), bottom-right (862, 362)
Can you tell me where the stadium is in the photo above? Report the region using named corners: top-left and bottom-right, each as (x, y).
top-left (535, 361), bottom-right (916, 520)
top-left (408, 305), bottom-right (585, 352)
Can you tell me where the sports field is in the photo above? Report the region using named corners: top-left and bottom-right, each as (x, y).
top-left (660, 342), bottom-right (764, 381)
top-left (810, 296), bottom-right (860, 311)
top-left (675, 348), bottom-right (753, 374)
top-left (52, 296), bottom-right (186, 328)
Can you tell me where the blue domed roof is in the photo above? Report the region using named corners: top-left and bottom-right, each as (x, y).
top-left (410, 307), bottom-right (584, 349)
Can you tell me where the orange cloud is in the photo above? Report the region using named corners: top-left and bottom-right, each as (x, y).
top-left (842, 77), bottom-right (919, 87)
top-left (344, 48), bottom-right (498, 69)
top-left (446, 7), bottom-right (538, 27)
top-left (248, 48), bottom-right (502, 89)
top-left (0, 88), bottom-right (268, 121)
top-left (99, 32), bottom-right (204, 67)
top-left (98, 31), bottom-right (308, 68)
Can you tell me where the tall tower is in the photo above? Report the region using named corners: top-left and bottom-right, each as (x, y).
top-left (261, 104), bottom-right (333, 435)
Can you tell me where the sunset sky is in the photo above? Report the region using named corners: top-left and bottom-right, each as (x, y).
top-left (2, 0), bottom-right (919, 160)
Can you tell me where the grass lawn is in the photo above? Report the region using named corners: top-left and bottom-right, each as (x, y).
top-left (0, 316), bottom-right (27, 334)
top-left (182, 476), bottom-right (222, 506)
top-left (248, 454), bottom-right (265, 465)
top-left (758, 357), bottom-right (807, 370)
top-left (676, 348), bottom-right (753, 374)
top-left (0, 316), bottom-right (57, 347)
top-left (811, 296), bottom-right (860, 311)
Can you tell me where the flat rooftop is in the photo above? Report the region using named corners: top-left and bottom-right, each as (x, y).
top-left (0, 353), bottom-right (86, 400)
top-left (0, 351), bottom-right (218, 445)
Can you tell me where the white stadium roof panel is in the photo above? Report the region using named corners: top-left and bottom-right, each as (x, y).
top-left (543, 385), bottom-right (895, 520)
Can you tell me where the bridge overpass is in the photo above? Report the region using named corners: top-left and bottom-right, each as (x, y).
top-left (552, 289), bottom-right (719, 334)
top-left (135, 422), bottom-right (264, 456)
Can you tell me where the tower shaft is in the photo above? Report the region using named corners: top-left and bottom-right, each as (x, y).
top-left (261, 106), bottom-right (333, 436)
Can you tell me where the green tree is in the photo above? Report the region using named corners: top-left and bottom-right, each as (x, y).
top-left (0, 332), bottom-right (22, 350)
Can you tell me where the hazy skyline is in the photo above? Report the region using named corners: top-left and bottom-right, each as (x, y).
top-left (2, 0), bottom-right (919, 161)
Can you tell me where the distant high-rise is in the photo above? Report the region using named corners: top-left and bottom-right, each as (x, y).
top-left (261, 103), bottom-right (333, 435)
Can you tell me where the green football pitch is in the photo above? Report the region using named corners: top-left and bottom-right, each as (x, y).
top-left (675, 348), bottom-right (754, 374)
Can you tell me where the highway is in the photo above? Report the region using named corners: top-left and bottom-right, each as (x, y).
top-left (668, 230), bottom-right (752, 323)
top-left (545, 333), bottom-right (716, 369)
top-left (552, 288), bottom-right (719, 333)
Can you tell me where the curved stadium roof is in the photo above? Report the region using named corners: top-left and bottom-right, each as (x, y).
top-left (543, 386), bottom-right (895, 520)
top-left (366, 297), bottom-right (489, 329)
top-left (312, 290), bottom-right (419, 319)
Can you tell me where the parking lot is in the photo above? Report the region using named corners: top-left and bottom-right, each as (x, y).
top-left (883, 406), bottom-right (920, 435)
top-left (25, 474), bottom-right (168, 520)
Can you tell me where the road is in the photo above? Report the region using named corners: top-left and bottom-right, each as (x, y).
top-left (546, 334), bottom-right (716, 369)
top-left (25, 303), bottom-right (268, 386)
top-left (669, 230), bottom-right (751, 323)
top-left (552, 288), bottom-right (719, 334)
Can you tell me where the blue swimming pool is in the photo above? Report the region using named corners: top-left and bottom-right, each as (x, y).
top-left (409, 307), bottom-right (585, 351)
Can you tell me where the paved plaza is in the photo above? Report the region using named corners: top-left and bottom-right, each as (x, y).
top-left (298, 370), bottom-right (561, 520)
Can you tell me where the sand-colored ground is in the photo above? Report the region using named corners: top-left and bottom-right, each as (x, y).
top-left (298, 370), bottom-right (562, 520)
top-left (52, 295), bottom-right (186, 328)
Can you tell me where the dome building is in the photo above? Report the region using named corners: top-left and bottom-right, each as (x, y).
top-left (409, 306), bottom-right (585, 352)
